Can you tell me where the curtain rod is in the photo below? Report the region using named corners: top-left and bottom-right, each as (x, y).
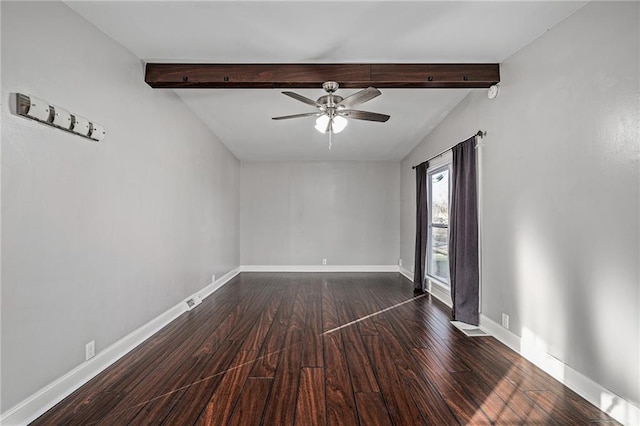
top-left (411, 130), bottom-right (486, 169)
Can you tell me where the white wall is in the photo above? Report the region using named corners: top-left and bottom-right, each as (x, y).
top-left (401, 1), bottom-right (639, 406)
top-left (1, 1), bottom-right (240, 411)
top-left (241, 161), bottom-right (399, 266)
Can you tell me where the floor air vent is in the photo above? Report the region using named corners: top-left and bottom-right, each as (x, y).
top-left (184, 295), bottom-right (202, 311)
top-left (451, 321), bottom-right (490, 337)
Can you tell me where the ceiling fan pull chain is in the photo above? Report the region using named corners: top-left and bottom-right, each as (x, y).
top-left (329, 129), bottom-right (333, 150)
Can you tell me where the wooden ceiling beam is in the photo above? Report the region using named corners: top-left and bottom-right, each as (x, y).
top-left (144, 63), bottom-right (500, 89)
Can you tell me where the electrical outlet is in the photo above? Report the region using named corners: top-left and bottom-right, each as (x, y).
top-left (85, 340), bottom-right (95, 360)
top-left (322, 258), bottom-right (327, 265)
top-left (501, 313), bottom-right (509, 330)
top-left (398, 258), bottom-right (403, 267)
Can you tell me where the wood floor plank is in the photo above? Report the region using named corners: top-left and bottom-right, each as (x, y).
top-left (452, 340), bottom-right (554, 424)
top-left (228, 377), bottom-right (272, 426)
top-left (160, 338), bottom-right (244, 424)
top-left (115, 297), bottom-right (266, 424)
top-left (261, 286), bottom-right (307, 425)
top-left (348, 278), bottom-right (383, 336)
top-left (354, 392), bottom-right (393, 426)
top-left (527, 390), bottom-right (621, 425)
top-left (334, 286), bottom-right (380, 393)
top-left (341, 338), bottom-right (380, 393)
top-left (295, 367), bottom-right (326, 426)
top-left (324, 333), bottom-right (359, 426)
top-left (322, 282), bottom-right (341, 332)
top-left (250, 285), bottom-right (298, 378)
top-left (157, 283), bottom-right (280, 424)
top-left (411, 347), bottom-right (493, 425)
top-left (363, 335), bottom-right (425, 425)
top-left (196, 349), bottom-right (260, 425)
top-left (565, 392), bottom-right (622, 424)
top-left (95, 312), bottom-right (241, 424)
top-left (261, 338), bottom-right (303, 425)
top-left (119, 391), bottom-right (185, 425)
top-left (302, 285), bottom-right (324, 367)
top-left (195, 284), bottom-right (284, 424)
top-left (451, 370), bottom-right (524, 424)
top-left (393, 350), bottom-right (460, 425)
top-left (48, 390), bottom-right (125, 426)
top-left (32, 272), bottom-right (616, 425)
top-left (323, 286), bottom-right (359, 426)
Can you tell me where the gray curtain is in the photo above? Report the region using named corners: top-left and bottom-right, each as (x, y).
top-left (413, 162), bottom-right (428, 292)
top-left (449, 137), bottom-right (479, 325)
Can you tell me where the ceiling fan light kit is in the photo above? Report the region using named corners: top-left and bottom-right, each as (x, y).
top-left (273, 81), bottom-right (390, 148)
top-left (315, 115), bottom-right (347, 134)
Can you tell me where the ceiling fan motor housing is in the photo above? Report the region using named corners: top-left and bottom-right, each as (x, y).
top-left (317, 95), bottom-right (343, 108)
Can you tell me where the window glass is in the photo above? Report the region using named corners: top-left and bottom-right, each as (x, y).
top-left (427, 165), bottom-right (450, 286)
top-left (431, 171), bottom-right (449, 225)
top-left (429, 227), bottom-right (449, 282)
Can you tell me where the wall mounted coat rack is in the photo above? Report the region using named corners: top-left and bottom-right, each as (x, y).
top-left (14, 93), bottom-right (106, 142)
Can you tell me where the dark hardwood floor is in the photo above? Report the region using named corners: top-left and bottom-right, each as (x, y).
top-left (33, 273), bottom-right (619, 425)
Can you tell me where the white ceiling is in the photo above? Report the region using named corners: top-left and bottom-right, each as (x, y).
top-left (66, 1), bottom-right (586, 161)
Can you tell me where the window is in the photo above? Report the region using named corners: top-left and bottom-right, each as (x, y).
top-left (427, 159), bottom-right (451, 287)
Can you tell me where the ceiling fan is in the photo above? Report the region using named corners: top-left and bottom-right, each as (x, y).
top-left (272, 81), bottom-right (390, 135)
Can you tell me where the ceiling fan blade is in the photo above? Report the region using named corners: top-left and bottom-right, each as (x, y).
top-left (282, 91), bottom-right (322, 108)
top-left (272, 112), bottom-right (323, 120)
top-left (339, 109), bottom-right (390, 122)
top-left (336, 87), bottom-right (381, 109)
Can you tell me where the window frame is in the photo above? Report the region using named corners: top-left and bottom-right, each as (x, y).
top-left (426, 153), bottom-right (452, 289)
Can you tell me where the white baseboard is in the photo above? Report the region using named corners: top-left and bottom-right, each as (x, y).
top-left (398, 267), bottom-right (453, 307)
top-left (426, 280), bottom-right (453, 308)
top-left (241, 264), bottom-right (399, 272)
top-left (399, 266), bottom-right (453, 307)
top-left (197, 267), bottom-right (240, 300)
top-left (480, 314), bottom-right (640, 425)
top-left (0, 268), bottom-right (240, 426)
top-left (399, 266), bottom-right (413, 282)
